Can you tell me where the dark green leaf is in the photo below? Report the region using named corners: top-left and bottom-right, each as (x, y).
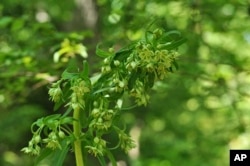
top-left (44, 114), bottom-right (61, 121)
top-left (157, 30), bottom-right (182, 44)
top-left (0, 17), bottom-right (13, 28)
top-left (113, 49), bottom-right (131, 62)
top-left (172, 59), bottom-right (179, 71)
top-left (62, 107), bottom-right (73, 118)
top-left (35, 139), bottom-right (70, 166)
top-left (147, 73), bottom-right (155, 88)
top-left (61, 70), bottom-right (79, 80)
top-left (159, 37), bottom-right (186, 50)
top-left (50, 139), bottom-right (70, 166)
top-left (34, 148), bottom-right (53, 165)
top-left (97, 155), bottom-right (107, 166)
top-left (60, 116), bottom-right (74, 125)
top-left (80, 60), bottom-right (89, 78)
top-left (128, 72), bottom-right (138, 90)
top-left (106, 149), bottom-right (117, 166)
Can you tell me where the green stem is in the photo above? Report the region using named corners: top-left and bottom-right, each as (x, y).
top-left (73, 108), bottom-right (84, 166)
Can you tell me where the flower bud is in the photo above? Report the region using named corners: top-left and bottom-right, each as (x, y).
top-left (94, 137), bottom-right (100, 144)
top-left (114, 60), bottom-right (120, 66)
top-left (119, 81), bottom-right (125, 88)
top-left (104, 58), bottom-right (109, 64)
top-left (108, 47), bottom-right (114, 53)
top-left (91, 108), bottom-right (100, 118)
top-left (33, 135), bottom-right (41, 144)
top-left (58, 131), bottom-right (65, 138)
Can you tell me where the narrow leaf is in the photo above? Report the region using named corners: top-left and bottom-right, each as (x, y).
top-left (97, 155), bottom-right (107, 166)
top-left (50, 139), bottom-right (70, 166)
top-left (96, 44), bottom-right (112, 58)
top-left (34, 148), bottom-right (53, 165)
top-left (80, 60), bottom-right (89, 78)
top-left (106, 149), bottom-right (117, 166)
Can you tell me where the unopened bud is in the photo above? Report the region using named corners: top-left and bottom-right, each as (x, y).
top-left (114, 60), bottom-right (120, 66)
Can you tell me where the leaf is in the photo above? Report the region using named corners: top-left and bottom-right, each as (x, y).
top-left (62, 107), bottom-right (73, 118)
top-left (0, 17), bottom-right (13, 28)
top-left (172, 59), bottom-right (179, 70)
top-left (35, 139), bottom-right (70, 166)
top-left (43, 114), bottom-right (61, 129)
top-left (97, 155), bottom-right (107, 166)
top-left (60, 116), bottom-right (74, 125)
top-left (128, 72), bottom-right (138, 90)
top-left (53, 100), bottom-right (64, 111)
top-left (96, 44), bottom-right (112, 58)
top-left (44, 114), bottom-right (61, 121)
top-left (113, 42), bottom-right (136, 62)
top-left (34, 148), bottom-right (53, 165)
top-left (80, 60), bottom-right (89, 79)
top-left (50, 139), bottom-right (70, 166)
top-left (147, 73), bottom-right (155, 88)
top-left (93, 87), bottom-right (112, 95)
top-left (61, 70), bottom-right (79, 80)
top-left (159, 37), bottom-right (186, 50)
top-left (158, 30), bottom-right (181, 43)
top-left (106, 149), bottom-right (117, 166)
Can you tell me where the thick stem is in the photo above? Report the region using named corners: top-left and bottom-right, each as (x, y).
top-left (73, 108), bottom-right (84, 166)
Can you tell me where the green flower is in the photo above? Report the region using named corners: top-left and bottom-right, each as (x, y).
top-left (118, 132), bottom-right (136, 153)
top-left (21, 142), bottom-right (41, 155)
top-left (48, 85), bottom-right (62, 102)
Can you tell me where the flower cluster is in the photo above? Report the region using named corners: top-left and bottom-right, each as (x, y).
top-left (118, 130), bottom-right (136, 153)
top-left (21, 115), bottom-right (72, 155)
top-left (122, 43), bottom-right (179, 105)
top-left (89, 105), bottom-right (115, 130)
top-left (129, 80), bottom-right (150, 106)
top-left (68, 78), bottom-right (90, 111)
top-left (21, 134), bottom-right (41, 155)
top-left (21, 128), bottom-right (66, 155)
top-left (48, 81), bottom-right (63, 102)
top-left (85, 137), bottom-right (107, 156)
top-left (127, 42), bottom-right (179, 80)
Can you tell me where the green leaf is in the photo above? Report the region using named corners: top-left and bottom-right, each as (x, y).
top-left (53, 100), bottom-right (64, 111)
top-left (158, 30), bottom-right (181, 43)
top-left (106, 149), bottom-right (117, 166)
top-left (113, 44), bottom-right (134, 62)
top-left (61, 70), bottom-right (79, 80)
top-left (60, 116), bottom-right (74, 125)
top-left (0, 17), bottom-right (13, 28)
top-left (50, 139), bottom-right (70, 166)
top-left (172, 59), bottom-right (179, 70)
top-left (80, 60), bottom-right (89, 79)
top-left (147, 73), bottom-right (155, 88)
top-left (34, 148), bottom-right (53, 165)
top-left (128, 72), bottom-right (138, 90)
top-left (44, 114), bottom-right (61, 121)
top-left (93, 87), bottom-right (112, 95)
top-left (97, 155), bottom-right (107, 166)
top-left (35, 139), bottom-right (70, 166)
top-left (62, 107), bottom-right (73, 118)
top-left (159, 37), bottom-right (186, 50)
top-left (61, 58), bottom-right (80, 80)
top-left (96, 44), bottom-right (112, 58)
top-left (43, 114), bottom-right (61, 129)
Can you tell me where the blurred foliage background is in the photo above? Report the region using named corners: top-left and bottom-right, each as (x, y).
top-left (1, 0), bottom-right (250, 166)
